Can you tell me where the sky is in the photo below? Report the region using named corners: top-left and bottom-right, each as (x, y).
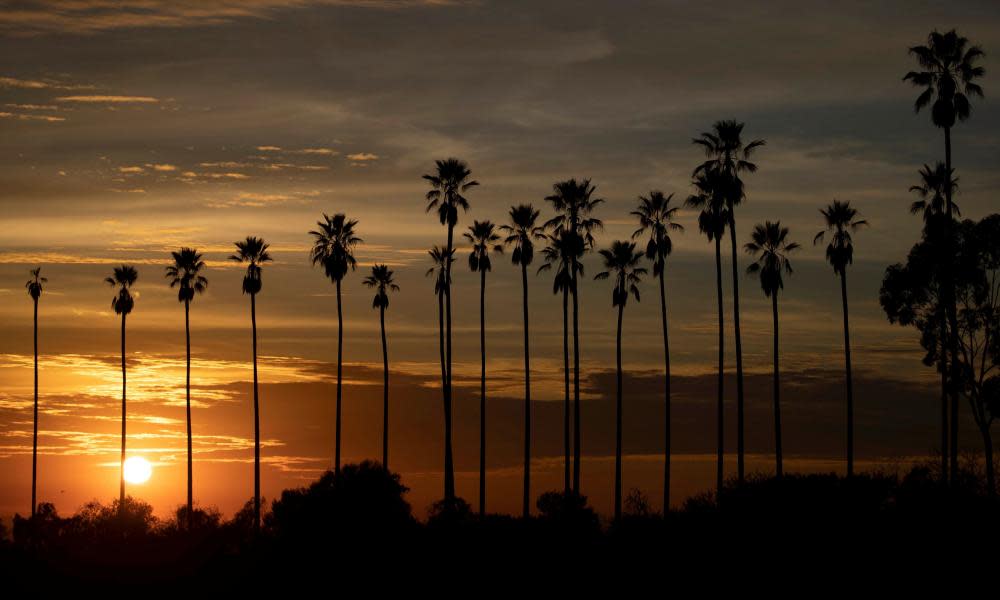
top-left (1, 0), bottom-right (998, 521)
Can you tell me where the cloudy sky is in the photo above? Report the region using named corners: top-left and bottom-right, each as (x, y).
top-left (1, 0), bottom-right (998, 520)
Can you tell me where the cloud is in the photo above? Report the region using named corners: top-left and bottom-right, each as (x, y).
top-left (346, 152), bottom-right (379, 161)
top-left (256, 145), bottom-right (283, 152)
top-left (145, 163), bottom-right (177, 171)
top-left (56, 95), bottom-right (159, 103)
top-left (5, 103), bottom-right (60, 110)
top-left (118, 166), bottom-right (145, 173)
top-left (0, 76), bottom-right (91, 90)
top-left (0, 111), bottom-right (65, 122)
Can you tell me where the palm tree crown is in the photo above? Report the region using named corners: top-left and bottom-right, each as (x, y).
top-left (464, 220), bottom-right (503, 273)
top-left (538, 231), bottom-right (584, 294)
top-left (632, 191), bottom-right (684, 276)
top-left (501, 204), bottom-right (544, 267)
top-left (309, 213), bottom-right (362, 282)
top-left (746, 221), bottom-right (800, 297)
top-left (426, 246), bottom-right (454, 294)
top-left (686, 173), bottom-right (729, 242)
top-left (165, 248), bottom-right (208, 302)
top-left (26, 267), bottom-right (46, 300)
top-left (105, 265), bottom-right (138, 315)
top-left (692, 120), bottom-right (765, 207)
top-left (595, 241), bottom-right (646, 306)
top-left (423, 158), bottom-right (478, 227)
top-left (815, 201), bottom-right (868, 275)
top-left (544, 178), bottom-right (604, 247)
top-left (363, 264), bottom-right (399, 309)
top-left (230, 237), bottom-right (271, 295)
top-left (910, 163), bottom-right (960, 221)
top-left (904, 29), bottom-right (985, 129)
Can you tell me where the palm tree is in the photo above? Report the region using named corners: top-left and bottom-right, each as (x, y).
top-left (25, 267), bottom-right (46, 518)
top-left (362, 265), bottom-right (399, 470)
top-left (105, 264), bottom-right (138, 517)
top-left (545, 178), bottom-right (603, 495)
top-left (501, 204), bottom-right (544, 518)
top-left (309, 214), bottom-right (362, 475)
top-left (426, 246), bottom-right (454, 498)
top-left (631, 190), bottom-right (683, 512)
top-left (693, 120), bottom-right (765, 484)
top-left (165, 248), bottom-right (208, 529)
top-left (423, 158), bottom-right (478, 503)
top-left (463, 220), bottom-right (502, 515)
top-left (595, 240), bottom-right (646, 523)
top-left (687, 173), bottom-right (729, 494)
top-left (745, 222), bottom-right (799, 478)
top-left (904, 29), bottom-right (983, 486)
top-left (815, 201), bottom-right (867, 477)
top-left (538, 231), bottom-right (583, 494)
top-left (229, 237), bottom-right (271, 533)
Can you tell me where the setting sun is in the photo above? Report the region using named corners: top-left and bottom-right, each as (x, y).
top-left (123, 456), bottom-right (153, 485)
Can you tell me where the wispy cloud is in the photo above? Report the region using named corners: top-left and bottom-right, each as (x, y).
top-left (346, 152), bottom-right (379, 161)
top-left (0, 111), bottom-right (65, 122)
top-left (57, 95), bottom-right (159, 103)
top-left (0, 75), bottom-right (91, 90)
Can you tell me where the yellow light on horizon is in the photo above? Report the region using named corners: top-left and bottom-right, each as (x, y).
top-left (123, 456), bottom-right (153, 484)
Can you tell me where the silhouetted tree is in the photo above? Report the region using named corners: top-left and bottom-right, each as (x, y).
top-left (165, 248), bottom-right (208, 529)
top-left (687, 173), bottom-right (729, 495)
top-left (25, 267), bottom-right (46, 518)
top-left (229, 237), bottom-right (272, 532)
top-left (425, 246), bottom-right (456, 505)
top-left (595, 240), bottom-right (646, 523)
top-left (815, 201), bottom-right (867, 477)
top-left (501, 204), bottom-right (544, 518)
top-left (423, 158), bottom-right (478, 503)
top-left (746, 222), bottom-right (800, 478)
top-left (693, 120), bottom-right (765, 484)
top-left (631, 190), bottom-right (683, 511)
top-left (545, 178), bottom-right (603, 494)
top-left (309, 213), bottom-right (363, 474)
top-left (105, 265), bottom-right (137, 517)
top-left (363, 265), bottom-right (399, 470)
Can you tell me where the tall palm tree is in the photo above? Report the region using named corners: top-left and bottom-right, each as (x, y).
top-left (687, 172), bottom-right (729, 494)
top-left (693, 120), bottom-right (765, 484)
top-left (595, 240), bottom-right (646, 523)
top-left (229, 237), bottom-right (271, 532)
top-left (815, 201), bottom-right (867, 477)
top-left (426, 246), bottom-right (454, 498)
top-left (25, 267), bottom-right (46, 518)
top-left (105, 264), bottom-right (138, 517)
top-left (538, 231), bottom-right (583, 494)
top-left (363, 265), bottom-right (399, 470)
top-left (309, 213), bottom-right (362, 475)
top-left (904, 29), bottom-right (983, 486)
top-left (464, 220), bottom-right (502, 515)
top-left (631, 190), bottom-right (683, 512)
top-left (423, 158), bottom-right (478, 503)
top-left (165, 248), bottom-right (208, 529)
top-left (745, 222), bottom-right (799, 478)
top-left (501, 204), bottom-right (543, 518)
top-left (545, 178), bottom-right (603, 495)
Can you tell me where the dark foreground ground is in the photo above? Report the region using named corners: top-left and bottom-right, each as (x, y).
top-left (2, 461), bottom-right (997, 591)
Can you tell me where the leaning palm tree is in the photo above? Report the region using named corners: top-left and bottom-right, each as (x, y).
top-left (463, 220), bottom-right (502, 515)
top-left (595, 240), bottom-right (646, 523)
top-left (25, 267), bottom-right (46, 518)
top-left (363, 264), bottom-right (399, 470)
top-left (904, 29), bottom-right (983, 485)
top-left (309, 213), bottom-right (362, 475)
top-left (631, 190), bottom-right (683, 512)
top-left (745, 222), bottom-right (799, 478)
top-left (105, 264), bottom-right (138, 517)
top-left (815, 201), bottom-right (867, 477)
top-left (501, 204), bottom-right (544, 518)
top-left (165, 248), bottom-right (208, 529)
top-left (544, 178), bottom-right (603, 495)
top-left (229, 237), bottom-right (271, 533)
top-left (693, 120), bottom-right (765, 484)
top-left (423, 158), bottom-right (478, 504)
top-left (686, 172), bottom-right (729, 495)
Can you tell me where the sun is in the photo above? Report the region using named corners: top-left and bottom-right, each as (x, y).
top-left (123, 456), bottom-right (153, 484)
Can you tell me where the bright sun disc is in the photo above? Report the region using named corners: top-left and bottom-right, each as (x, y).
top-left (123, 456), bottom-right (153, 484)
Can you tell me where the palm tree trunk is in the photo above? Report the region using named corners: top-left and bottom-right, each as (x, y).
top-left (437, 290), bottom-right (453, 502)
top-left (31, 297), bottom-right (38, 518)
top-left (251, 292), bottom-right (260, 533)
top-left (614, 302), bottom-right (624, 523)
top-left (521, 263), bottom-right (532, 519)
top-left (939, 315), bottom-right (948, 483)
top-left (185, 299), bottom-right (193, 529)
top-left (562, 288), bottom-right (570, 495)
top-left (727, 210), bottom-right (745, 484)
top-left (658, 270), bottom-right (671, 512)
top-left (335, 278), bottom-right (343, 475)
top-left (944, 125), bottom-right (961, 486)
top-left (479, 268), bottom-right (487, 515)
top-left (714, 238), bottom-right (725, 496)
top-left (840, 269), bottom-right (854, 477)
top-left (381, 304), bottom-right (389, 470)
top-left (119, 313), bottom-right (127, 517)
top-left (571, 260), bottom-right (582, 496)
top-left (772, 292), bottom-right (782, 479)
top-left (444, 225), bottom-right (455, 502)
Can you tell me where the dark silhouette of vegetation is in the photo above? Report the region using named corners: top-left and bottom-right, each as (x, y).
top-left (105, 264), bottom-right (137, 517)
top-left (363, 264), bottom-right (399, 470)
top-left (25, 267), bottom-right (45, 518)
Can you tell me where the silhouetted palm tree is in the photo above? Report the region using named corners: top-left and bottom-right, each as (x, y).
top-left (229, 237), bottom-right (272, 532)
top-left (746, 222), bottom-right (799, 478)
top-left (105, 264), bottom-right (137, 517)
top-left (363, 264), bottom-right (399, 470)
top-left (687, 172), bottom-right (729, 495)
top-left (310, 213), bottom-right (363, 475)
top-left (501, 204), bottom-right (544, 518)
top-left (464, 220), bottom-right (502, 515)
top-left (693, 120), bottom-right (765, 484)
top-left (25, 267), bottom-right (46, 518)
top-left (423, 158), bottom-right (478, 503)
top-left (165, 248), bottom-right (208, 529)
top-left (545, 178), bottom-right (603, 495)
top-left (904, 29), bottom-right (983, 485)
top-left (815, 201), bottom-right (867, 477)
top-left (631, 190), bottom-right (683, 511)
top-left (595, 240), bottom-right (646, 523)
